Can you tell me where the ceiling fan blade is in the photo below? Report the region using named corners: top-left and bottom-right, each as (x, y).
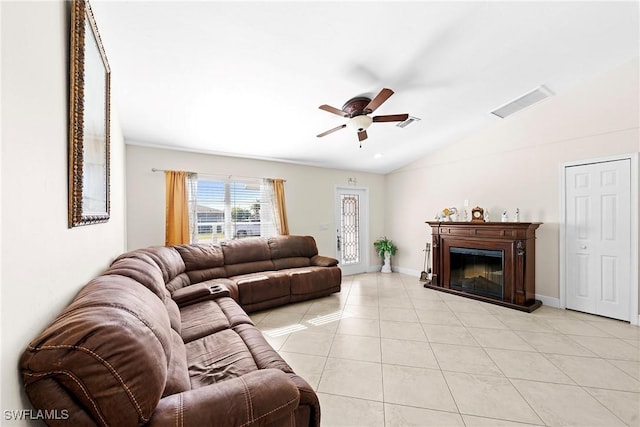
top-left (357, 130), bottom-right (368, 142)
top-left (316, 124), bottom-right (346, 138)
top-left (319, 104), bottom-right (347, 117)
top-left (364, 88), bottom-right (394, 113)
top-left (373, 113), bottom-right (409, 123)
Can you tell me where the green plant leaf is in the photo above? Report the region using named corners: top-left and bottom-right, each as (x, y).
top-left (373, 236), bottom-right (397, 257)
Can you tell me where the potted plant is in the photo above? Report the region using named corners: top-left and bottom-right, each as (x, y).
top-left (374, 237), bottom-right (398, 273)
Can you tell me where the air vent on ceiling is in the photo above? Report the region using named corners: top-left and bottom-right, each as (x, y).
top-left (396, 116), bottom-right (422, 128)
top-left (490, 85), bottom-right (554, 119)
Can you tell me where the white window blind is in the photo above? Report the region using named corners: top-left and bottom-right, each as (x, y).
top-left (187, 175), bottom-right (278, 243)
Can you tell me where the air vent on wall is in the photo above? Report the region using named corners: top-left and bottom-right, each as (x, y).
top-left (396, 116), bottom-right (422, 128)
top-left (490, 85), bottom-right (553, 119)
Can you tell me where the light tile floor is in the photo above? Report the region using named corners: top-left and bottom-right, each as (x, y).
top-left (250, 272), bottom-right (640, 426)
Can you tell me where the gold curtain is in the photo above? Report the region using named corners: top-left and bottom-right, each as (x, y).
top-left (165, 170), bottom-right (190, 246)
top-left (273, 179), bottom-right (289, 235)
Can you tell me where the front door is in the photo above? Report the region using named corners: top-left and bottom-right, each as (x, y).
top-left (335, 187), bottom-right (368, 275)
top-left (564, 159), bottom-right (631, 321)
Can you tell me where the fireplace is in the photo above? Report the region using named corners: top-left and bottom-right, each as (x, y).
top-left (425, 221), bottom-right (542, 312)
top-left (450, 247), bottom-right (504, 299)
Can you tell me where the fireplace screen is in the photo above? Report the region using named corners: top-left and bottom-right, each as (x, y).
top-left (450, 247), bottom-right (504, 299)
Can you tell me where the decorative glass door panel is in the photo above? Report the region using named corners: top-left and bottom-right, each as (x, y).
top-left (340, 194), bottom-right (360, 265)
top-left (335, 187), bottom-right (368, 275)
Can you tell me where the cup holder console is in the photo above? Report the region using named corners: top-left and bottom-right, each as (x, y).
top-left (209, 285), bottom-right (230, 298)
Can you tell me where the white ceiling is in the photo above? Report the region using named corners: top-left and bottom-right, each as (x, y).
top-left (91, 1), bottom-right (639, 174)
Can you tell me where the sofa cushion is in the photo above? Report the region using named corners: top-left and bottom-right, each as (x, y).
top-left (224, 260), bottom-right (275, 277)
top-left (179, 295), bottom-right (254, 343)
top-left (216, 296), bottom-right (254, 327)
top-left (186, 329), bottom-right (259, 388)
top-left (180, 300), bottom-right (232, 343)
top-left (163, 329), bottom-right (191, 397)
top-left (268, 235), bottom-right (319, 259)
top-left (176, 243), bottom-right (225, 269)
top-left (118, 246), bottom-right (186, 285)
top-left (233, 323), bottom-right (293, 372)
top-left (107, 257), bottom-right (183, 333)
top-left (165, 297), bottom-right (182, 335)
top-left (222, 237), bottom-right (271, 264)
top-left (232, 271), bottom-right (290, 306)
top-left (287, 266), bottom-right (342, 295)
top-left (273, 256), bottom-right (312, 270)
top-left (107, 257), bottom-right (167, 300)
top-left (165, 272), bottom-right (191, 293)
top-left (175, 243), bottom-right (228, 283)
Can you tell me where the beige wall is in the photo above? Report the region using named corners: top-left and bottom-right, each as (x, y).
top-left (125, 144), bottom-right (386, 266)
top-left (1, 1), bottom-right (127, 420)
top-left (386, 58), bottom-right (639, 306)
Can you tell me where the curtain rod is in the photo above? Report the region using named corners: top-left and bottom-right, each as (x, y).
top-left (151, 168), bottom-right (285, 182)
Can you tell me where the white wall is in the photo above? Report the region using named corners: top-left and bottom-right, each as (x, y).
top-left (126, 144), bottom-right (386, 267)
top-left (386, 58), bottom-right (639, 306)
top-left (0, 1), bottom-right (127, 422)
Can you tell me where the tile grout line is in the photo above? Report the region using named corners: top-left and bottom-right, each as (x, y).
top-left (376, 272), bottom-right (386, 426)
top-left (315, 274), bottom-right (355, 396)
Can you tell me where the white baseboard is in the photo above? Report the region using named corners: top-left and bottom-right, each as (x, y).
top-left (393, 266), bottom-right (422, 278)
top-left (365, 265), bottom-right (423, 278)
top-left (368, 265), bottom-right (381, 273)
top-left (535, 294), bottom-right (560, 308)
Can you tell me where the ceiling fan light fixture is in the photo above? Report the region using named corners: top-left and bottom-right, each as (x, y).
top-left (347, 115), bottom-right (373, 132)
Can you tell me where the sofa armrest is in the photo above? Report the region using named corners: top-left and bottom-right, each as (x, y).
top-left (171, 283), bottom-right (230, 308)
top-left (288, 373), bottom-right (321, 427)
top-left (310, 255), bottom-right (339, 267)
top-left (149, 369), bottom-right (300, 427)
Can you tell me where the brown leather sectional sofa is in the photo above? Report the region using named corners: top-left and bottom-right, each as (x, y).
top-left (20, 235), bottom-right (341, 426)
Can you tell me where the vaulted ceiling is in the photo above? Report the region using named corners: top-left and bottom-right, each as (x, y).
top-left (91, 1), bottom-right (639, 174)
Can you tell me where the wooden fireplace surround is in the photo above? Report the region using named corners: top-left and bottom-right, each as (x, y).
top-left (425, 221), bottom-right (542, 312)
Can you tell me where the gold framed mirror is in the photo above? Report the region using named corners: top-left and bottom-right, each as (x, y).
top-left (68, 0), bottom-right (110, 227)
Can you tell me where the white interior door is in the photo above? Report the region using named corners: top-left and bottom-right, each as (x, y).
top-left (565, 159), bottom-right (631, 321)
top-left (335, 187), bottom-right (369, 275)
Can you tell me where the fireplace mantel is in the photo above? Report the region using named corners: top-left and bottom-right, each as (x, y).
top-left (425, 221), bottom-right (542, 312)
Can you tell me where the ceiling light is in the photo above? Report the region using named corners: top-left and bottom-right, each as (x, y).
top-left (346, 115), bottom-right (373, 132)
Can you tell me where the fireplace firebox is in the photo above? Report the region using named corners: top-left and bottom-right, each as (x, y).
top-left (425, 221), bottom-right (542, 312)
top-left (450, 247), bottom-right (504, 299)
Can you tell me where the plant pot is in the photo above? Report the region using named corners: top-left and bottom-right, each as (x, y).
top-left (381, 251), bottom-right (392, 273)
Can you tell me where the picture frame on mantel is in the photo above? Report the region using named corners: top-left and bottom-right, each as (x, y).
top-left (68, 0), bottom-right (111, 227)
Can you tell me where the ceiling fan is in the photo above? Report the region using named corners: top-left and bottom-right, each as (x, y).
top-left (316, 88), bottom-right (409, 147)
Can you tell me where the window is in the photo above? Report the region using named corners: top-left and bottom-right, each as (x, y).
top-left (187, 175), bottom-right (278, 243)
